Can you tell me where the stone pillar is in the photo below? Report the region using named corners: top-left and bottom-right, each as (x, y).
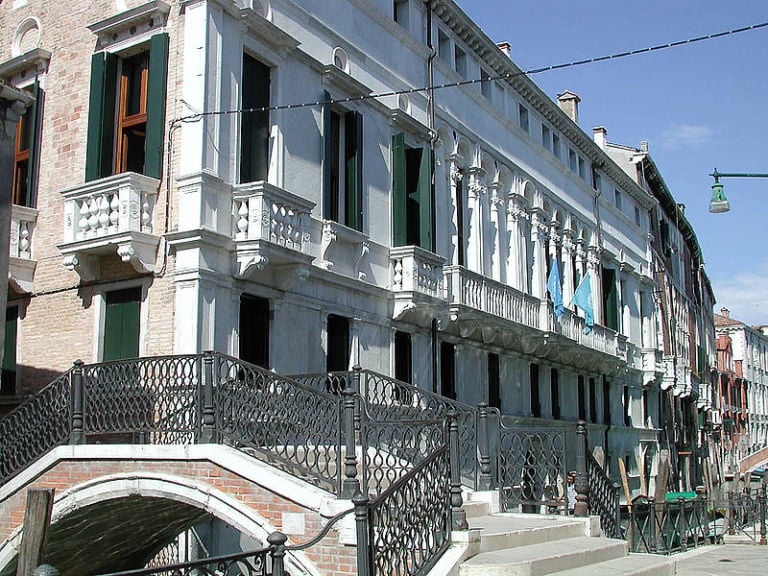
top-left (561, 221), bottom-right (575, 308)
top-left (530, 208), bottom-right (548, 300)
top-left (466, 166), bottom-right (485, 274)
top-left (448, 157), bottom-right (465, 266)
top-left (506, 193), bottom-right (528, 292)
top-left (587, 243), bottom-right (602, 325)
top-left (489, 181), bottom-right (505, 283)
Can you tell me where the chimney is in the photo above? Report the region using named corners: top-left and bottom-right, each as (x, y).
top-left (497, 41), bottom-right (511, 58)
top-left (557, 90), bottom-right (580, 124)
top-left (640, 141), bottom-right (649, 153)
top-left (721, 308), bottom-right (730, 318)
top-left (593, 126), bottom-right (607, 150)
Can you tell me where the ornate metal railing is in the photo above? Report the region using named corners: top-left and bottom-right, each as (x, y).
top-left (626, 496), bottom-right (711, 554)
top-left (586, 449), bottom-right (621, 539)
top-left (0, 372), bottom-right (72, 483)
top-left (497, 421), bottom-right (567, 513)
top-left (361, 445), bottom-right (452, 576)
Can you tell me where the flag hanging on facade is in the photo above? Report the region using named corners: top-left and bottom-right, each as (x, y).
top-left (572, 273), bottom-right (594, 334)
top-left (547, 257), bottom-right (564, 317)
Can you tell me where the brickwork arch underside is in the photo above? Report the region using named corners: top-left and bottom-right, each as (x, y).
top-left (0, 471), bottom-right (320, 576)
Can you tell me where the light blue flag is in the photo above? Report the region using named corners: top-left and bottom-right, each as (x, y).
top-left (572, 274), bottom-right (594, 334)
top-left (547, 257), bottom-right (564, 317)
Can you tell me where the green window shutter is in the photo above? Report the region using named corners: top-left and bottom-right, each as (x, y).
top-left (22, 79), bottom-right (40, 207)
top-left (417, 146), bottom-right (432, 250)
top-left (144, 33), bottom-right (169, 179)
top-left (602, 268), bottom-right (619, 331)
top-left (322, 91), bottom-right (333, 220)
top-left (345, 111), bottom-right (363, 231)
top-left (391, 132), bottom-right (407, 246)
top-left (85, 52), bottom-right (117, 181)
top-left (103, 288), bottom-right (141, 361)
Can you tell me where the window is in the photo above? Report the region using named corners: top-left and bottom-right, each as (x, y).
top-left (589, 377), bottom-right (597, 423)
top-left (634, 206), bottom-right (642, 227)
top-left (578, 156), bottom-right (586, 180)
top-left (518, 104), bottom-right (529, 133)
top-left (440, 342), bottom-right (456, 400)
top-left (578, 375), bottom-right (586, 421)
top-left (541, 125), bottom-right (551, 151)
top-left (614, 189), bottom-right (623, 211)
top-left (454, 45), bottom-right (467, 79)
top-left (568, 148), bottom-right (578, 173)
top-left (12, 82), bottom-right (40, 208)
top-left (2, 307), bottom-right (18, 395)
top-left (103, 287), bottom-right (141, 361)
top-left (623, 385), bottom-right (632, 426)
top-left (86, 33), bottom-right (168, 181)
top-left (392, 133), bottom-right (432, 249)
top-left (480, 68), bottom-right (492, 100)
top-left (602, 266), bottom-right (619, 331)
top-left (602, 377), bottom-right (611, 425)
top-left (455, 172), bottom-right (466, 266)
top-left (530, 363), bottom-right (541, 418)
top-left (323, 95), bottom-right (363, 231)
top-left (437, 29), bottom-right (451, 63)
top-left (394, 331), bottom-right (412, 384)
top-left (393, 0), bottom-right (409, 28)
top-left (326, 315), bottom-right (350, 372)
top-left (240, 53), bottom-right (271, 183)
top-left (239, 294), bottom-right (269, 368)
top-left (550, 368), bottom-right (560, 419)
top-left (552, 133), bottom-right (561, 160)
top-left (488, 353), bottom-right (500, 409)
top-left (591, 165), bottom-right (601, 193)
top-left (642, 389), bottom-right (649, 426)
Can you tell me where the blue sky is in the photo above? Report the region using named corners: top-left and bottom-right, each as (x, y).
top-left (454, 0), bottom-right (768, 326)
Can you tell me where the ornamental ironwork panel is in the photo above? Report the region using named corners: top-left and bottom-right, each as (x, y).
top-left (497, 425), bottom-right (567, 513)
top-left (368, 445), bottom-right (451, 576)
top-left (361, 414), bottom-right (445, 497)
top-left (359, 371), bottom-right (479, 488)
top-left (627, 496), bottom-right (710, 554)
top-left (586, 449), bottom-right (621, 538)
top-left (94, 546), bottom-right (273, 576)
top-left (82, 355), bottom-right (200, 444)
top-left (0, 373), bottom-right (71, 484)
top-left (288, 371), bottom-right (351, 395)
top-left (213, 354), bottom-right (344, 494)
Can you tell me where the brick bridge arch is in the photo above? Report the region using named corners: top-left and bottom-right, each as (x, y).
top-left (740, 446), bottom-right (768, 477)
top-left (0, 445), bottom-right (354, 576)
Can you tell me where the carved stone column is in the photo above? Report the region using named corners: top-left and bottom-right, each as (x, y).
top-left (489, 181), bottom-right (505, 282)
top-left (466, 166), bottom-right (485, 274)
top-left (530, 208), bottom-right (548, 301)
top-left (448, 157), bottom-right (465, 266)
top-left (506, 193), bottom-right (528, 292)
top-left (587, 242), bottom-right (602, 325)
top-left (561, 223), bottom-right (575, 307)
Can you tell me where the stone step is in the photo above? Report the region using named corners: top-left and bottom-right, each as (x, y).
top-left (468, 514), bottom-right (587, 553)
top-left (460, 536), bottom-right (627, 576)
top-left (463, 500), bottom-right (491, 518)
top-left (548, 553), bottom-right (675, 576)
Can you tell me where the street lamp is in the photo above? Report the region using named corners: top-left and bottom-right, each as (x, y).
top-left (709, 169), bottom-right (768, 213)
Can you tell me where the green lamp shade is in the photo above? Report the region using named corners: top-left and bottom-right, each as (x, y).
top-left (709, 181), bottom-right (730, 213)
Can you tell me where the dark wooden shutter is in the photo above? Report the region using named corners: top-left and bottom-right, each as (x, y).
top-left (602, 267), bottom-right (619, 331)
top-left (22, 80), bottom-right (40, 207)
top-left (417, 146), bottom-right (432, 249)
top-left (103, 288), bottom-right (141, 361)
top-left (345, 110), bottom-right (363, 230)
top-left (322, 91), bottom-right (333, 219)
top-left (144, 33), bottom-right (169, 179)
top-left (85, 52), bottom-right (117, 181)
top-left (391, 133), bottom-right (406, 246)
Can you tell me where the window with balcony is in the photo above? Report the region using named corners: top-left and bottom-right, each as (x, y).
top-left (323, 95), bottom-right (363, 231)
top-left (602, 266), bottom-right (619, 331)
top-left (240, 294), bottom-right (269, 368)
top-left (392, 133), bottom-right (432, 249)
top-left (85, 33), bottom-right (168, 181)
top-left (240, 53), bottom-right (271, 183)
top-left (1, 306), bottom-right (18, 396)
top-left (103, 287), bottom-right (141, 361)
top-left (12, 83), bottom-right (41, 208)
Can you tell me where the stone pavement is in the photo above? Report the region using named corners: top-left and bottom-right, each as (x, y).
top-left (674, 544), bottom-right (768, 575)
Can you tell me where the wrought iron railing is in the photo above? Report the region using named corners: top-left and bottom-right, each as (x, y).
top-left (586, 449), bottom-right (621, 539)
top-left (0, 372), bottom-right (72, 483)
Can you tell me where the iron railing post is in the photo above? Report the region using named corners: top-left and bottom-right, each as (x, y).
top-left (200, 351), bottom-right (216, 443)
top-left (760, 483), bottom-right (767, 545)
top-left (678, 497), bottom-right (687, 552)
top-left (728, 491), bottom-right (735, 535)
top-left (341, 389), bottom-right (361, 498)
top-left (267, 531), bottom-right (287, 576)
top-left (353, 491), bottom-right (372, 576)
top-left (574, 420), bottom-right (588, 517)
top-left (70, 360), bottom-right (84, 445)
top-left (648, 497), bottom-right (657, 553)
top-left (447, 410), bottom-right (468, 530)
top-left (351, 366), bottom-right (362, 432)
top-left (477, 403), bottom-right (492, 491)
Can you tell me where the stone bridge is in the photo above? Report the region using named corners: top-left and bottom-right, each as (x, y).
top-left (0, 444), bottom-right (355, 576)
top-left (740, 446), bottom-right (768, 476)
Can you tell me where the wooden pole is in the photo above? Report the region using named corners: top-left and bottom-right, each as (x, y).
top-left (16, 488), bottom-right (54, 576)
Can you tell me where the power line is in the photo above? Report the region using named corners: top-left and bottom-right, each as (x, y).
top-left (173, 20), bottom-right (768, 123)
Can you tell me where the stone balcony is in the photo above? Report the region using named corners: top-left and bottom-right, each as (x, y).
top-left (232, 181), bottom-right (315, 279)
top-left (58, 172), bottom-right (161, 280)
top-left (390, 246), bottom-right (445, 323)
top-left (8, 204), bottom-right (38, 293)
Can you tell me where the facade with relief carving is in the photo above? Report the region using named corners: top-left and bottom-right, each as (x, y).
top-left (0, 0), bottom-right (716, 494)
